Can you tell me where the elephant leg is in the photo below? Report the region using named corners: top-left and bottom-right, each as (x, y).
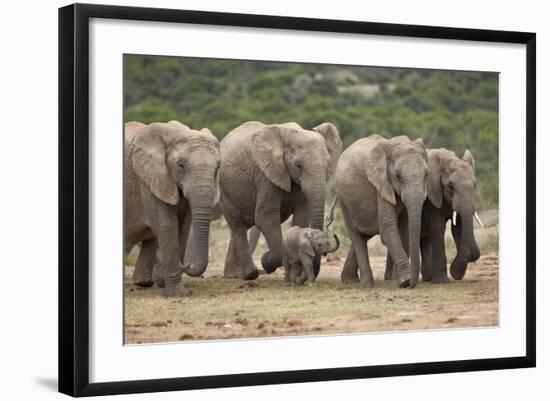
top-left (340, 205), bottom-right (360, 283)
top-left (248, 226), bottom-right (261, 255)
top-left (251, 180), bottom-right (284, 273)
top-left (421, 236), bottom-right (433, 282)
top-left (377, 196), bottom-right (409, 287)
top-left (384, 251), bottom-right (393, 281)
top-left (156, 224), bottom-right (188, 296)
top-left (283, 256), bottom-right (291, 286)
top-left (342, 206), bottom-right (374, 287)
top-left (341, 247), bottom-right (360, 283)
top-left (352, 233), bottom-right (374, 288)
top-left (132, 238), bottom-right (156, 287)
top-left (289, 264), bottom-right (300, 285)
top-left (232, 227), bottom-right (260, 280)
top-left (154, 210), bottom-right (192, 288)
top-left (299, 254), bottom-right (316, 286)
top-left (223, 233), bottom-right (241, 279)
top-left (143, 196), bottom-right (189, 297)
top-left (430, 214), bottom-right (449, 283)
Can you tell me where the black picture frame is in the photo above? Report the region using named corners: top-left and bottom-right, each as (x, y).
top-left (58, 3), bottom-right (536, 397)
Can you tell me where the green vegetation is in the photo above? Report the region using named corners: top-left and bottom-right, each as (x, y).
top-left (124, 55), bottom-right (499, 209)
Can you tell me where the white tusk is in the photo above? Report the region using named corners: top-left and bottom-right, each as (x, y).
top-left (452, 211), bottom-right (457, 226)
top-left (474, 211), bottom-right (485, 228)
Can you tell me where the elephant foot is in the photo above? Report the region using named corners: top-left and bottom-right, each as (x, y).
top-left (133, 278), bottom-right (154, 288)
top-left (242, 265), bottom-right (260, 280)
top-left (360, 279), bottom-right (375, 289)
top-left (223, 269), bottom-right (242, 279)
top-left (383, 271), bottom-right (393, 281)
top-left (152, 265), bottom-right (165, 288)
top-left (162, 286), bottom-right (192, 297)
top-left (397, 277), bottom-right (411, 288)
top-left (342, 276), bottom-right (360, 284)
top-left (261, 251), bottom-right (282, 273)
top-left (132, 269), bottom-right (154, 287)
top-left (394, 265), bottom-right (411, 288)
top-left (431, 272), bottom-right (449, 284)
top-left (296, 276), bottom-right (307, 286)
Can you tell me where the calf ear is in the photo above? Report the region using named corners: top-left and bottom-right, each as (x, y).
top-left (427, 150), bottom-right (443, 209)
top-left (300, 230), bottom-right (316, 257)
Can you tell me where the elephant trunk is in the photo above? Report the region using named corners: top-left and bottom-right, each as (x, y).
top-left (182, 177), bottom-right (215, 277)
top-left (304, 179), bottom-right (326, 277)
top-left (404, 193), bottom-right (424, 288)
top-left (451, 206), bottom-right (480, 280)
top-left (328, 234), bottom-right (340, 253)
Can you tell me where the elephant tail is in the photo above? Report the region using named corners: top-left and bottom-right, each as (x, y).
top-left (326, 194), bottom-right (339, 229)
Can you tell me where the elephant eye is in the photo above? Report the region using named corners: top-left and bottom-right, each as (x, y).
top-left (178, 161), bottom-right (185, 170)
top-left (395, 172), bottom-right (400, 181)
top-left (295, 161), bottom-right (302, 170)
top-left (448, 183), bottom-right (454, 191)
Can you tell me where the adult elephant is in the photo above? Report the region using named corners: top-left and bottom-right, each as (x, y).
top-left (219, 121), bottom-right (342, 280)
top-left (409, 148), bottom-right (482, 283)
top-left (336, 135), bottom-right (428, 288)
top-left (124, 121), bottom-right (220, 296)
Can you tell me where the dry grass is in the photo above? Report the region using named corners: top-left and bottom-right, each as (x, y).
top-left (124, 210), bottom-right (499, 344)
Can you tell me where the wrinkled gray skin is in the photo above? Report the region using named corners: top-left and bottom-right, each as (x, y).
top-left (282, 227), bottom-right (340, 286)
top-left (219, 121), bottom-right (342, 280)
top-left (336, 135), bottom-right (428, 288)
top-left (124, 121), bottom-right (220, 297)
top-left (398, 148), bottom-right (480, 282)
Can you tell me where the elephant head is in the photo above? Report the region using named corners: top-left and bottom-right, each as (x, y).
top-left (365, 135), bottom-right (428, 288)
top-left (251, 122), bottom-right (342, 233)
top-left (427, 148), bottom-right (481, 280)
top-left (303, 230), bottom-right (340, 257)
top-left (131, 121), bottom-right (220, 277)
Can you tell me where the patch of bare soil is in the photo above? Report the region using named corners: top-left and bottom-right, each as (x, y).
top-left (124, 248), bottom-right (499, 344)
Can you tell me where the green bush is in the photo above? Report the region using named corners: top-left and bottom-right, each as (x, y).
top-left (124, 55), bottom-right (499, 209)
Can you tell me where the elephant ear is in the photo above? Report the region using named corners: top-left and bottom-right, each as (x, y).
top-left (300, 230), bottom-right (316, 257)
top-left (365, 139), bottom-right (396, 205)
top-left (427, 150), bottom-right (443, 209)
top-left (131, 123), bottom-right (180, 205)
top-left (463, 149), bottom-right (475, 170)
top-left (251, 125), bottom-right (291, 192)
top-left (313, 122), bottom-right (343, 176)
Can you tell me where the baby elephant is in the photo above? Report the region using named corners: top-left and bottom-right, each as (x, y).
top-left (282, 227), bottom-right (340, 286)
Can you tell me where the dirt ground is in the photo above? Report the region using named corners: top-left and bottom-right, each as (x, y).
top-left (124, 211), bottom-right (499, 344)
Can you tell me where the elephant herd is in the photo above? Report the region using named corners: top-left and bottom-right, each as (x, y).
top-left (124, 119), bottom-right (483, 297)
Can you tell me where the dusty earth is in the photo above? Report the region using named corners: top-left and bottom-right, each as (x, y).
top-left (124, 211), bottom-right (499, 344)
